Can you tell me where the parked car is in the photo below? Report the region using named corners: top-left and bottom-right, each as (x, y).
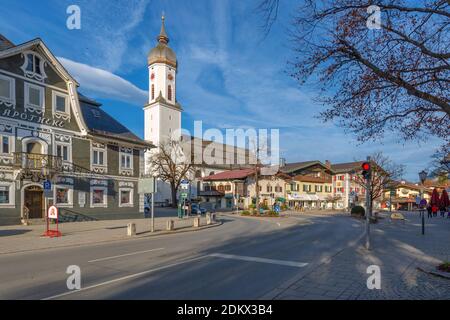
top-left (191, 203), bottom-right (207, 215)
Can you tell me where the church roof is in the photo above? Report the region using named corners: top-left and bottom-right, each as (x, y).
top-left (147, 15), bottom-right (177, 67)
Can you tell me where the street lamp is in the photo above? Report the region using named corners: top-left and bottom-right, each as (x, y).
top-left (418, 170), bottom-right (427, 235)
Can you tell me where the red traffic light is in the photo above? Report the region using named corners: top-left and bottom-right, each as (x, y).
top-left (362, 162), bottom-right (370, 171)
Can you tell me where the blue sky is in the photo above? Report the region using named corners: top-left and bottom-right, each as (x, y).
top-left (0, 0), bottom-right (442, 181)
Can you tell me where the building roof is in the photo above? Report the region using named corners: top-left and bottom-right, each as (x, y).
top-left (293, 175), bottom-right (332, 184)
top-left (79, 94), bottom-right (153, 148)
top-left (0, 34), bottom-right (14, 51)
top-left (202, 169), bottom-right (255, 181)
top-left (331, 161), bottom-right (364, 173)
top-left (280, 161), bottom-right (325, 174)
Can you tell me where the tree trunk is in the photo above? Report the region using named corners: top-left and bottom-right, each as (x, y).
top-left (171, 183), bottom-right (178, 208)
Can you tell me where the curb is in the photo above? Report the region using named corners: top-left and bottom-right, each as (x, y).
top-left (0, 219), bottom-right (224, 256)
top-left (417, 266), bottom-right (450, 280)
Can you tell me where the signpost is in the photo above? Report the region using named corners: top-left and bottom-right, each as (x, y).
top-left (179, 179), bottom-right (190, 217)
top-left (43, 205), bottom-right (62, 237)
top-left (138, 177), bottom-right (157, 232)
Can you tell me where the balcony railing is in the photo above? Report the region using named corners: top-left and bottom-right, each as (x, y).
top-left (13, 152), bottom-right (99, 178)
top-left (13, 152), bottom-right (63, 172)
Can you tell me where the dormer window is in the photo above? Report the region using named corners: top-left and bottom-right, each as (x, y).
top-left (21, 51), bottom-right (47, 81)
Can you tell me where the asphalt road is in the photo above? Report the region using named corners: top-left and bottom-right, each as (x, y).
top-left (0, 213), bottom-right (363, 300)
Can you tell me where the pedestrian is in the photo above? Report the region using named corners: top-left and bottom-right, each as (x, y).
top-left (439, 205), bottom-right (445, 218)
top-left (427, 205), bottom-right (432, 218)
top-left (431, 204), bottom-right (438, 217)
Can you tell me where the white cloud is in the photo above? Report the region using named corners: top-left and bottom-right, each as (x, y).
top-left (58, 57), bottom-right (147, 106)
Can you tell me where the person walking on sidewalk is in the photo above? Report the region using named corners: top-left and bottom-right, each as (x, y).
top-left (427, 205), bottom-right (433, 218)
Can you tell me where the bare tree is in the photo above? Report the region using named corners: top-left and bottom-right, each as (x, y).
top-left (429, 144), bottom-right (450, 183)
top-left (257, 0), bottom-right (449, 146)
top-left (147, 139), bottom-right (194, 208)
top-left (352, 152), bottom-right (404, 215)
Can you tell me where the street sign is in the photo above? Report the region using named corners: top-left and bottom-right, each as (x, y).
top-left (420, 199), bottom-right (427, 207)
top-left (181, 192), bottom-right (188, 198)
top-left (44, 189), bottom-right (53, 198)
top-left (43, 180), bottom-right (51, 190)
top-left (415, 196), bottom-right (421, 205)
top-left (138, 177), bottom-right (156, 194)
top-left (180, 179), bottom-right (189, 190)
top-left (48, 205), bottom-right (58, 219)
top-left (43, 205), bottom-right (62, 238)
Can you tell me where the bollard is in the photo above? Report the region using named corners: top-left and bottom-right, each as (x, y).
top-left (166, 220), bottom-right (174, 231)
top-left (127, 223), bottom-right (136, 236)
top-left (206, 213), bottom-right (212, 225)
top-left (193, 217), bottom-right (201, 228)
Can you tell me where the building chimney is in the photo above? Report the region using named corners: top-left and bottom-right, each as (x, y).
top-left (325, 160), bottom-right (331, 169)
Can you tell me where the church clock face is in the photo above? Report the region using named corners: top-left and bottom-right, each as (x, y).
top-left (150, 73), bottom-right (155, 80)
top-left (167, 74), bottom-right (173, 81)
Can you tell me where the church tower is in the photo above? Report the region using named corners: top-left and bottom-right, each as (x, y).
top-left (144, 15), bottom-right (182, 148)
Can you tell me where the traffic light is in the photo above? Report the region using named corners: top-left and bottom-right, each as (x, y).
top-left (361, 162), bottom-right (371, 179)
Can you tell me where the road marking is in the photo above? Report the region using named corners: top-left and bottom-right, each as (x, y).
top-left (88, 248), bottom-right (165, 263)
top-left (209, 253), bottom-right (308, 268)
top-left (42, 254), bottom-right (210, 300)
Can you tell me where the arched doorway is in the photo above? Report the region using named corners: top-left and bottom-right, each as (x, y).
top-left (23, 185), bottom-right (44, 219)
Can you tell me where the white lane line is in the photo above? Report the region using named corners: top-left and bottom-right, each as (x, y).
top-left (88, 248), bottom-right (164, 263)
top-left (42, 254), bottom-right (210, 300)
top-left (209, 253), bottom-right (308, 268)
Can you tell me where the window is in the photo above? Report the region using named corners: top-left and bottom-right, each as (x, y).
top-left (0, 135), bottom-right (10, 154)
top-left (225, 185), bottom-right (231, 191)
top-left (25, 82), bottom-right (44, 110)
top-left (91, 187), bottom-right (107, 207)
top-left (303, 184), bottom-right (311, 192)
top-left (56, 144), bottom-right (69, 161)
top-left (53, 91), bottom-right (68, 114)
top-left (121, 154), bottom-right (131, 169)
top-left (119, 189), bottom-right (133, 207)
top-left (151, 84), bottom-right (155, 100)
top-left (119, 148), bottom-right (133, 171)
top-left (26, 54), bottom-right (41, 74)
top-left (168, 85), bottom-right (172, 101)
top-left (0, 74), bottom-right (15, 105)
top-left (218, 185), bottom-right (224, 192)
top-left (93, 150), bottom-right (105, 165)
top-left (315, 185), bottom-right (323, 192)
top-left (0, 187), bottom-right (9, 204)
top-left (0, 183), bottom-right (14, 207)
top-left (56, 188), bottom-right (69, 204)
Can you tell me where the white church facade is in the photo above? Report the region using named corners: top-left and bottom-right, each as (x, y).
top-left (143, 16), bottom-right (254, 206)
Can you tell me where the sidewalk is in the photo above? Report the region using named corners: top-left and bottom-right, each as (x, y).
top-left (268, 211), bottom-right (450, 300)
top-left (0, 215), bottom-right (220, 255)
